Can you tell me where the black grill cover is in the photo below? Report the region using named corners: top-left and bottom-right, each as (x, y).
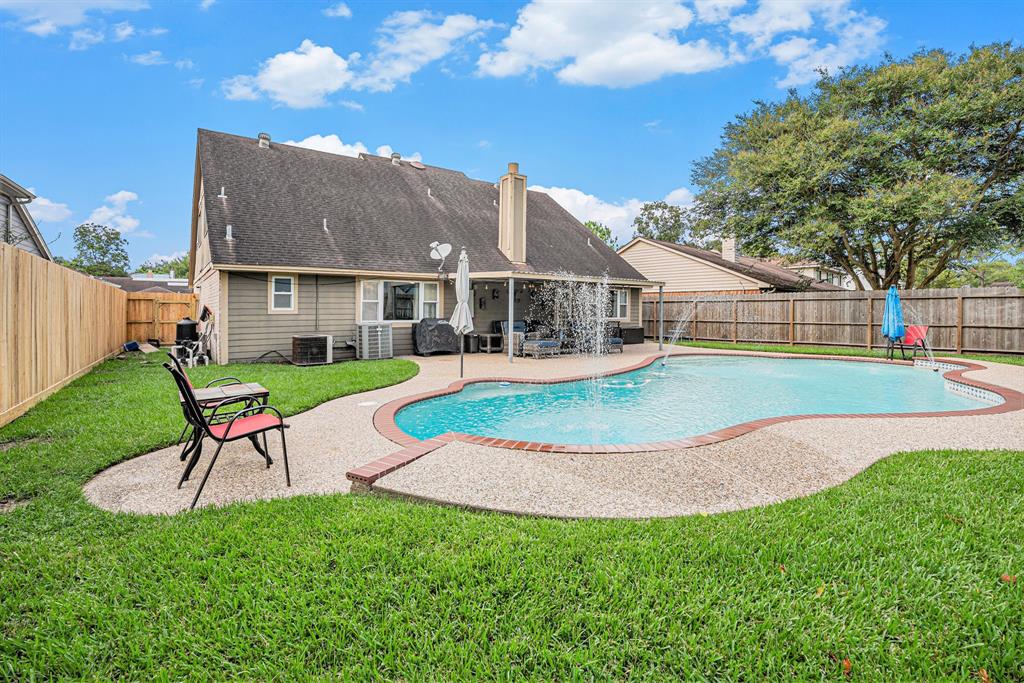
top-left (413, 318), bottom-right (460, 356)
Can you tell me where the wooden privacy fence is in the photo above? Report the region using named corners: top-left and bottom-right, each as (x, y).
top-left (1, 243), bottom-right (128, 426)
top-left (642, 287), bottom-right (1024, 355)
top-left (126, 292), bottom-right (196, 345)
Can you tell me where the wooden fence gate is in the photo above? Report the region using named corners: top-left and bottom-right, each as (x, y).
top-left (125, 292), bottom-right (196, 345)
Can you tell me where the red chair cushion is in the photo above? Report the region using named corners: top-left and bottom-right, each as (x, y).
top-left (209, 412), bottom-right (282, 440)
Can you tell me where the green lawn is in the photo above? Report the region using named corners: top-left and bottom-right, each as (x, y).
top-left (674, 339), bottom-right (1024, 366)
top-left (1, 356), bottom-right (1022, 679)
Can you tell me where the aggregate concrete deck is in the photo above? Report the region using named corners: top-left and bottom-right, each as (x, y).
top-left (84, 344), bottom-right (1024, 517)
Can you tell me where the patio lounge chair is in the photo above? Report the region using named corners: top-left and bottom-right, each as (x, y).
top-left (165, 362), bottom-right (290, 510)
top-left (888, 325), bottom-right (930, 360)
top-left (605, 322), bottom-right (624, 354)
top-left (522, 325), bottom-right (562, 359)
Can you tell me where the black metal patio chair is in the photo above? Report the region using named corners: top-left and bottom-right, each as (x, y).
top-left (167, 352), bottom-right (245, 449)
top-left (165, 362), bottom-right (290, 510)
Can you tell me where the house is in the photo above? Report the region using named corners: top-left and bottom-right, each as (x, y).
top-left (617, 237), bottom-right (843, 297)
top-left (775, 260), bottom-right (854, 289)
top-left (188, 130), bottom-right (652, 363)
top-left (98, 274), bottom-right (192, 294)
top-left (1, 174), bottom-right (53, 261)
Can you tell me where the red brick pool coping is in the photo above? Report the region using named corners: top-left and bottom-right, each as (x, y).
top-left (346, 353), bottom-right (1023, 486)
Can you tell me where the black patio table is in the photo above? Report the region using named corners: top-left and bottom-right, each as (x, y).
top-left (179, 382), bottom-right (271, 481)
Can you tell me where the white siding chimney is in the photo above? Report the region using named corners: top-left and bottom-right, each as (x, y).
top-left (498, 162), bottom-right (526, 263)
top-left (257, 132), bottom-right (271, 149)
top-left (721, 236), bottom-right (738, 262)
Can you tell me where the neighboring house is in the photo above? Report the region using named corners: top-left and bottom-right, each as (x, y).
top-left (188, 130), bottom-right (651, 363)
top-left (1, 174), bottom-right (53, 260)
top-left (776, 260), bottom-right (854, 289)
top-left (98, 275), bottom-right (192, 294)
top-left (617, 237), bottom-right (843, 296)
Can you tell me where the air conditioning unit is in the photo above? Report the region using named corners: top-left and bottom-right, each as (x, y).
top-left (356, 324), bottom-right (393, 359)
top-left (292, 334), bottom-right (333, 366)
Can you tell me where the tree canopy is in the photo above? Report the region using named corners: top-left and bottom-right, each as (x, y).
top-left (689, 43), bottom-right (1024, 289)
top-left (584, 220), bottom-right (618, 249)
top-left (139, 253), bottom-right (189, 276)
top-left (57, 223), bottom-right (131, 277)
top-left (631, 201), bottom-right (687, 243)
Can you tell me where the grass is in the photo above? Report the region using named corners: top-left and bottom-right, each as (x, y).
top-left (1, 356), bottom-right (1022, 679)
top-left (674, 339), bottom-right (1024, 366)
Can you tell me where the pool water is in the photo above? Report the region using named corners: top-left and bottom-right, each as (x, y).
top-left (395, 356), bottom-right (992, 445)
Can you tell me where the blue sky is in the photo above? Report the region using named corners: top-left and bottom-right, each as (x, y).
top-left (1, 0), bottom-right (1019, 267)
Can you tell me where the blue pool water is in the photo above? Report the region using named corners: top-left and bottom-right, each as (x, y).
top-left (395, 356), bottom-right (992, 445)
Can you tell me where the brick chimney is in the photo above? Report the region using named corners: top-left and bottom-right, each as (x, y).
top-left (498, 162), bottom-right (526, 263)
top-left (721, 236), bottom-right (738, 262)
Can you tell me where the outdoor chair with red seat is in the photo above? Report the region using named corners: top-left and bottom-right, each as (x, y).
top-left (168, 352), bottom-right (245, 448)
top-left (165, 361), bottom-right (291, 510)
top-left (887, 325), bottom-right (930, 360)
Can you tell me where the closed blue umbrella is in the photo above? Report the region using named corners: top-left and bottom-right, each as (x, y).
top-left (881, 285), bottom-right (905, 344)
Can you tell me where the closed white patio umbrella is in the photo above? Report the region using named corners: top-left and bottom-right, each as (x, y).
top-left (450, 248), bottom-right (474, 377)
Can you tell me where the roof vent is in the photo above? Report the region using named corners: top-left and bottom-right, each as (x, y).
top-left (390, 152), bottom-right (401, 165)
top-left (225, 224), bottom-right (234, 240)
top-left (217, 186), bottom-right (227, 199)
top-left (257, 132), bottom-right (271, 149)
top-left (410, 160), bottom-right (426, 170)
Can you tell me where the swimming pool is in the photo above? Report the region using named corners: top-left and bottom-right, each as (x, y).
top-left (394, 356), bottom-right (996, 446)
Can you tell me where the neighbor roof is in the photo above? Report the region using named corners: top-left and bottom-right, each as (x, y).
top-left (644, 239), bottom-right (844, 291)
top-left (98, 276), bottom-right (192, 294)
top-left (193, 129), bottom-right (647, 282)
top-left (0, 173), bottom-right (53, 261)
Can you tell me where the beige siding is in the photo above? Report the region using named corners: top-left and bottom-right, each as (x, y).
top-left (227, 272), bottom-right (357, 362)
top-left (193, 267), bottom-right (222, 362)
top-left (619, 240), bottom-right (763, 293)
top-left (2, 195), bottom-right (43, 258)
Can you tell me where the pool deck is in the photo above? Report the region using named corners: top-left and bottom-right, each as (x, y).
top-left (84, 344), bottom-right (1024, 517)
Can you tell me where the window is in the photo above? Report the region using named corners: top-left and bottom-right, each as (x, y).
top-left (360, 280), bottom-right (439, 322)
top-left (422, 282), bottom-right (439, 318)
top-left (607, 289), bottom-right (629, 320)
top-left (269, 275), bottom-right (296, 312)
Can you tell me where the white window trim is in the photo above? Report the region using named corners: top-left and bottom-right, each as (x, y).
top-left (268, 273), bottom-right (298, 314)
top-left (608, 288), bottom-right (630, 321)
top-left (358, 278), bottom-right (441, 324)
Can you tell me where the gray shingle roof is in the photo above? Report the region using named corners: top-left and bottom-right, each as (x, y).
top-left (651, 240), bottom-right (844, 291)
top-left (98, 277), bottom-right (193, 293)
top-left (197, 129), bottom-right (647, 281)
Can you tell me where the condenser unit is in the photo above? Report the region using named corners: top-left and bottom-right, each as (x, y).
top-left (356, 324), bottom-right (393, 359)
top-left (292, 334), bottom-right (333, 366)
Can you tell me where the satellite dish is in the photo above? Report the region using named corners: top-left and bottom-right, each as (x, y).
top-left (429, 241), bottom-right (452, 272)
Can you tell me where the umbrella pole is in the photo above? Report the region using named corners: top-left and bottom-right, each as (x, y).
top-left (460, 333), bottom-right (464, 378)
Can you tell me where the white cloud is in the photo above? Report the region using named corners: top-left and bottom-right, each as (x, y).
top-left (144, 250), bottom-right (187, 265)
top-left (694, 0), bottom-right (747, 23)
top-left (175, 58), bottom-right (195, 70)
top-left (284, 134), bottom-right (422, 162)
top-left (769, 12), bottom-right (886, 86)
top-left (112, 20), bottom-right (134, 40)
top-left (478, 1), bottom-right (736, 87)
top-left (27, 195), bottom-right (72, 223)
top-left (222, 39), bottom-right (352, 108)
top-left (479, 0), bottom-right (884, 89)
top-left (353, 10), bottom-right (499, 92)
top-left (531, 185), bottom-right (693, 244)
top-left (199, 0), bottom-right (215, 9)
top-left (129, 50), bottom-right (167, 66)
top-left (323, 2), bottom-right (351, 18)
top-left (69, 28), bottom-right (104, 50)
top-left (339, 99), bottom-right (364, 111)
top-left (188, 77), bottom-right (205, 89)
top-left (0, 0), bottom-right (146, 36)
top-left (478, 140), bottom-right (491, 148)
top-left (88, 190), bottom-right (141, 234)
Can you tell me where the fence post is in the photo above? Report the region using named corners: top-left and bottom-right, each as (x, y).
top-left (692, 300), bottom-right (698, 341)
top-left (152, 298), bottom-right (160, 342)
top-left (732, 299), bottom-right (738, 343)
top-left (956, 296), bottom-right (964, 353)
top-left (866, 297), bottom-right (873, 350)
top-left (788, 299), bottom-right (795, 345)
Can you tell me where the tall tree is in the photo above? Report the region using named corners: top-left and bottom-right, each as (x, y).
top-left (631, 201), bottom-right (687, 243)
top-left (584, 220), bottom-right (618, 249)
top-left (139, 253), bottom-right (189, 276)
top-left (689, 43), bottom-right (1024, 289)
top-left (59, 223), bottom-right (131, 276)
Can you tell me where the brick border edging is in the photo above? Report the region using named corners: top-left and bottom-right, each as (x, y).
top-left (347, 352), bottom-right (1023, 486)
